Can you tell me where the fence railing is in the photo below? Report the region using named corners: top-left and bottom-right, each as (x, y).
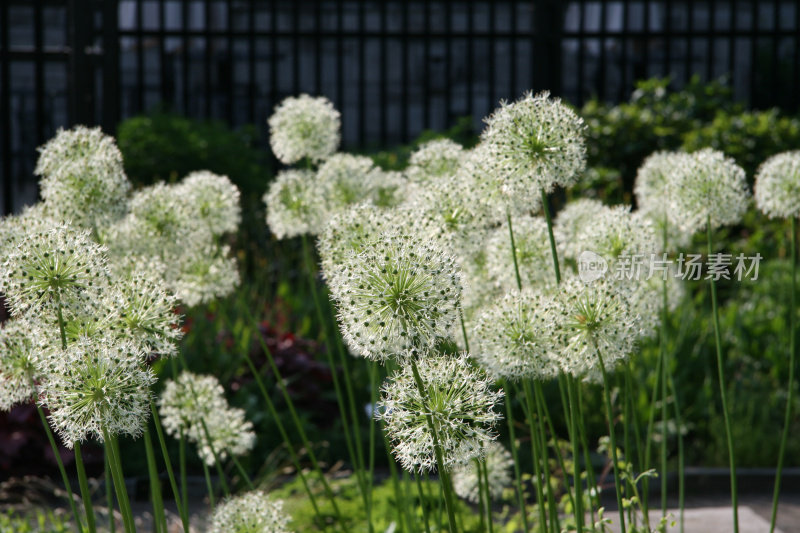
top-left (2, 0), bottom-right (799, 215)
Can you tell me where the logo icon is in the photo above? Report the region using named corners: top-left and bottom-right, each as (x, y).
top-left (577, 250), bottom-right (608, 282)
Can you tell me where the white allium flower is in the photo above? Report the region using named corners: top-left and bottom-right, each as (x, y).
top-left (670, 148), bottom-right (750, 234)
top-left (39, 337), bottom-right (155, 446)
top-left (575, 205), bottom-right (660, 269)
top-left (263, 169), bottom-right (323, 239)
top-left (327, 233), bottom-right (463, 362)
top-left (210, 490), bottom-right (292, 533)
top-left (486, 215), bottom-right (559, 291)
top-left (268, 94), bottom-right (341, 165)
top-left (34, 126), bottom-right (131, 233)
top-left (377, 353), bottom-right (504, 472)
top-left (176, 171), bottom-right (241, 236)
top-left (554, 198), bottom-right (610, 260)
top-left (634, 151), bottom-right (693, 245)
top-left (452, 442), bottom-right (514, 503)
top-left (370, 170), bottom-right (410, 208)
top-left (553, 277), bottom-right (639, 377)
top-left (0, 224), bottom-right (109, 317)
top-left (472, 289), bottom-right (561, 381)
top-left (0, 319), bottom-right (43, 410)
top-left (316, 153), bottom-right (380, 218)
top-left (754, 151), bottom-right (800, 219)
top-left (158, 372), bottom-right (255, 466)
top-left (481, 91), bottom-right (587, 202)
top-left (172, 245), bottom-right (240, 307)
top-left (0, 204), bottom-right (59, 259)
top-left (618, 269), bottom-right (685, 340)
top-left (405, 139), bottom-right (464, 184)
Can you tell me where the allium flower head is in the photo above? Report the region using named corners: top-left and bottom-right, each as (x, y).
top-left (670, 148), bottom-right (750, 234)
top-left (0, 224), bottom-right (109, 317)
top-left (370, 170), bottom-right (409, 208)
top-left (210, 491), bottom-right (292, 533)
top-left (554, 277), bottom-right (639, 377)
top-left (40, 337), bottom-right (155, 446)
top-left (123, 182), bottom-right (195, 247)
top-left (634, 151), bottom-right (694, 249)
top-left (172, 245), bottom-right (240, 307)
top-left (555, 198), bottom-right (610, 260)
top-left (34, 126), bottom-right (130, 232)
top-left (316, 153), bottom-right (380, 218)
top-left (0, 204), bottom-right (59, 260)
top-left (481, 91), bottom-right (587, 198)
top-left (452, 442), bottom-right (514, 503)
top-left (378, 353), bottom-right (504, 472)
top-left (754, 151), bottom-right (800, 219)
top-left (0, 319), bottom-right (43, 410)
top-left (176, 171), bottom-right (241, 236)
top-left (264, 169), bottom-right (323, 239)
top-left (159, 372), bottom-right (255, 465)
top-left (472, 289), bottom-right (561, 381)
top-left (575, 205), bottom-right (659, 269)
top-left (486, 215), bottom-right (559, 291)
top-left (405, 139), bottom-right (464, 184)
top-left (328, 233), bottom-right (463, 362)
top-left (268, 94), bottom-right (341, 165)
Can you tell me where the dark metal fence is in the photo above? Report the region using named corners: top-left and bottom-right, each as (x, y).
top-left (2, 1), bottom-right (799, 215)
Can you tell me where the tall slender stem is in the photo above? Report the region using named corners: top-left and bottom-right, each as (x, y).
top-left (143, 428), bottom-right (167, 533)
top-left (771, 215), bottom-right (797, 532)
top-left (201, 460), bottom-right (216, 510)
top-left (521, 381), bottom-right (549, 532)
top-left (565, 378), bottom-right (586, 532)
top-left (480, 459), bottom-right (495, 533)
top-left (707, 217), bottom-right (738, 533)
top-left (415, 475), bottom-right (433, 533)
top-left (73, 442), bottom-right (97, 533)
top-left (231, 455), bottom-right (255, 490)
top-left (409, 359), bottom-right (459, 533)
top-left (104, 431), bottom-right (135, 533)
top-left (502, 382), bottom-right (531, 533)
top-left (507, 210), bottom-right (524, 290)
top-left (596, 348), bottom-right (626, 533)
top-left (540, 189), bottom-right (562, 284)
top-left (660, 222), bottom-right (670, 517)
top-left (105, 449), bottom-right (115, 533)
top-left (150, 401), bottom-right (190, 533)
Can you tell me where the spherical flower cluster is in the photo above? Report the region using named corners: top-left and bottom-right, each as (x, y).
top-left (370, 170), bottom-right (410, 208)
top-left (0, 224), bottom-right (109, 317)
top-left (575, 205), bottom-right (659, 268)
top-left (172, 245), bottom-right (240, 308)
top-left (481, 91), bottom-right (586, 203)
top-left (486, 215), bottom-right (559, 291)
top-left (0, 319), bottom-right (43, 411)
top-left (554, 198), bottom-right (610, 260)
top-left (452, 442), bottom-right (514, 503)
top-left (209, 491), bottom-right (292, 533)
top-left (159, 372), bottom-right (256, 466)
top-left (405, 139), bottom-right (464, 184)
top-left (634, 151), bottom-right (694, 249)
top-left (670, 148), bottom-right (750, 234)
top-left (377, 353), bottom-right (504, 472)
top-left (0, 204), bottom-right (59, 260)
top-left (316, 153), bottom-right (381, 217)
top-left (553, 277), bottom-right (639, 377)
top-left (176, 171), bottom-right (241, 236)
top-left (268, 94), bottom-right (341, 165)
top-left (327, 233), bottom-right (463, 362)
top-left (754, 151), bottom-right (800, 219)
top-left (40, 337), bottom-right (155, 446)
top-left (34, 126), bottom-right (130, 232)
top-left (472, 289), bottom-right (561, 381)
top-left (263, 169), bottom-right (323, 239)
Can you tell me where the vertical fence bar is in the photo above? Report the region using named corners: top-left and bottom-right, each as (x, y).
top-left (728, 0), bottom-right (736, 80)
top-left (379, 1), bottom-right (387, 144)
top-left (248, 1), bottom-right (255, 120)
top-left (598, 0), bottom-right (607, 99)
top-left (271, 1), bottom-right (278, 109)
top-left (68, 0), bottom-right (93, 125)
top-left (749, 0), bottom-right (757, 105)
top-left (577, 0), bottom-right (585, 105)
top-left (136, 0), bottom-right (144, 113)
top-left (665, 0), bottom-right (673, 78)
top-left (466, 1), bottom-right (473, 118)
top-left (707, 0), bottom-right (716, 81)
top-left (337, 0), bottom-right (343, 116)
top-left (509, 1), bottom-right (516, 98)
top-left (293, 0), bottom-right (299, 96)
top-left (102, 0), bottom-right (119, 133)
top-left (489, 1), bottom-right (496, 108)
top-left (1, 0), bottom-right (12, 215)
top-left (686, 2), bottom-right (693, 89)
top-left (620, 0), bottom-right (629, 99)
top-left (401, 0), bottom-right (408, 139)
top-left (204, 0), bottom-right (212, 116)
top-left (182, 0), bottom-right (189, 114)
top-left (358, 0), bottom-right (365, 144)
top-left (34, 0), bottom-right (44, 146)
top-left (226, 0), bottom-right (233, 124)
top-left (795, 0), bottom-right (800, 110)
top-left (423, 1), bottom-right (430, 129)
top-left (445, 0), bottom-right (453, 124)
top-left (315, 0), bottom-right (322, 96)
top-left (772, 0), bottom-right (780, 105)
top-left (158, 0), bottom-right (169, 107)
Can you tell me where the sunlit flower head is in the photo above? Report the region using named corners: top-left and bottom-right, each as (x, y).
top-left (264, 169), bottom-right (323, 240)
top-left (34, 126), bottom-right (130, 232)
top-left (210, 490), bottom-right (292, 533)
top-left (670, 148), bottom-right (750, 234)
top-left (452, 442), bottom-right (514, 503)
top-left (754, 151), bottom-right (800, 219)
top-left (472, 289), bottom-right (561, 381)
top-left (268, 94), bottom-right (341, 165)
top-left (316, 153), bottom-right (380, 218)
top-left (377, 353), bottom-right (504, 472)
top-left (40, 337), bottom-right (155, 446)
top-left (171, 245), bottom-right (240, 307)
top-left (369, 170), bottom-right (410, 208)
top-left (554, 198), bottom-right (610, 260)
top-left (481, 91), bottom-right (586, 199)
top-left (575, 205), bottom-right (660, 269)
top-left (486, 214), bottom-right (559, 291)
top-left (0, 319), bottom-right (44, 411)
top-left (634, 151), bottom-right (693, 249)
top-left (177, 171), bottom-right (241, 236)
top-left (405, 139), bottom-right (465, 184)
top-left (327, 233), bottom-right (463, 362)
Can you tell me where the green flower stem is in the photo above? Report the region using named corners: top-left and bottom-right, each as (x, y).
top-left (642, 346), bottom-right (663, 511)
top-left (409, 359), bottom-right (459, 533)
top-left (201, 460), bottom-right (216, 511)
top-left (415, 474), bottom-right (433, 533)
top-left (178, 431), bottom-right (189, 525)
top-left (300, 235), bottom-right (371, 531)
top-left (574, 385), bottom-right (598, 532)
top-left (476, 458), bottom-right (487, 532)
top-left (367, 361), bottom-right (381, 529)
top-left (105, 449), bottom-right (115, 533)
top-left (540, 188), bottom-right (562, 284)
top-left (534, 382), bottom-right (565, 533)
top-left (501, 381), bottom-right (531, 533)
top-left (771, 215), bottom-right (797, 533)
top-left (622, 369), bottom-right (644, 500)
top-left (660, 221), bottom-right (670, 517)
top-left (231, 455), bottom-right (255, 490)
top-left (103, 431), bottom-right (135, 533)
top-left (480, 459), bottom-right (495, 533)
top-left (707, 217), bottom-right (738, 533)
top-left (237, 307), bottom-right (345, 531)
top-left (196, 417), bottom-right (230, 497)
top-left (596, 347), bottom-right (626, 533)
top-left (379, 360), bottom-right (411, 532)
top-left (565, 378), bottom-right (586, 532)
top-left (143, 428), bottom-right (167, 533)
top-left (150, 401), bottom-right (190, 533)
top-left (667, 370), bottom-right (686, 533)
top-left (507, 210), bottom-right (524, 290)
top-left (35, 406), bottom-right (85, 533)
top-left (520, 381), bottom-right (550, 532)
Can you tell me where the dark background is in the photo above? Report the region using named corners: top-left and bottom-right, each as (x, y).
top-left (2, 0), bottom-right (799, 214)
